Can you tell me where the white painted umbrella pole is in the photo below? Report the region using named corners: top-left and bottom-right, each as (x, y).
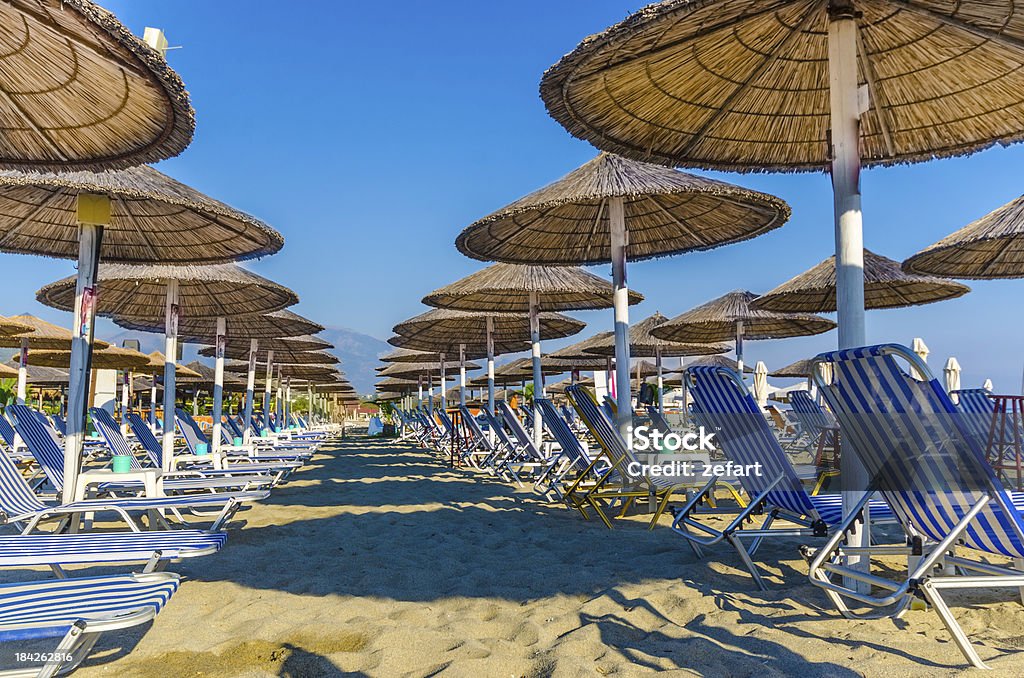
top-left (417, 375), bottom-right (423, 408)
top-left (284, 377), bottom-right (291, 426)
top-left (438, 352), bottom-right (446, 412)
top-left (211, 317), bottom-right (226, 454)
top-left (656, 344), bottom-right (664, 416)
top-left (486, 316), bottom-right (495, 416)
top-left (609, 196), bottom-right (632, 440)
top-left (459, 343), bottom-right (466, 407)
top-left (120, 369), bottom-right (130, 437)
top-left (529, 290), bottom-right (543, 449)
top-left (307, 383), bottom-right (313, 419)
top-left (16, 337), bottom-right (28, 404)
top-left (829, 3), bottom-right (870, 589)
top-left (735, 320), bottom-right (744, 376)
top-left (276, 366), bottom-right (284, 423)
top-left (427, 373), bottom-right (433, 417)
top-left (243, 338), bottom-right (258, 443)
top-left (262, 349), bottom-right (274, 432)
top-left (63, 200), bottom-right (105, 505)
top-left (160, 279), bottom-right (180, 473)
top-left (149, 379), bottom-right (158, 430)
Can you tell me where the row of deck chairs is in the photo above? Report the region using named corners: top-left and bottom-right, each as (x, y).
top-left (0, 402), bottom-right (338, 677)
top-left (397, 343), bottom-right (1024, 669)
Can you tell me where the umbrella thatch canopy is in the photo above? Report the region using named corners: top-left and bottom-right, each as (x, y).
top-left (0, 0), bottom-right (194, 171)
top-left (504, 356), bottom-right (599, 377)
top-left (423, 263), bottom-right (641, 312)
top-left (670, 355), bottom-right (751, 374)
top-left (390, 308), bottom-right (585, 354)
top-left (0, 316), bottom-right (32, 337)
top-left (27, 344), bottom-right (150, 370)
top-left (136, 352), bottom-right (202, 378)
top-left (540, 0), bottom-right (1024, 173)
top-left (179, 361), bottom-right (248, 392)
top-left (456, 153), bottom-right (790, 265)
top-left (224, 351), bottom-right (339, 371)
top-left (0, 363), bottom-right (17, 379)
top-left (0, 166), bottom-right (283, 262)
top-left (548, 377), bottom-right (595, 394)
top-left (379, 361), bottom-right (481, 380)
top-left (547, 332), bottom-right (615, 360)
top-left (651, 291), bottom-right (836, 344)
top-left (752, 249), bottom-right (969, 312)
top-left (0, 314), bottom-right (110, 349)
top-left (38, 263), bottom-right (297, 320)
top-left (375, 377), bottom-right (418, 391)
top-left (4, 360), bottom-right (68, 385)
top-left (379, 348), bottom-right (442, 363)
top-left (116, 309), bottom-right (323, 342)
top-left (769, 358), bottom-right (818, 379)
top-left (583, 312), bottom-right (729, 357)
top-left (260, 364), bottom-right (345, 381)
top-left (903, 195), bottom-right (1024, 279)
top-left (197, 335), bottom-right (333, 360)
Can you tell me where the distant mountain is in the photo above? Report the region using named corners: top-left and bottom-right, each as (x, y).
top-left (318, 327), bottom-right (389, 396)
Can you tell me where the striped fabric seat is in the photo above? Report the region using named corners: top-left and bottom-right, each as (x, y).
top-left (175, 410), bottom-right (310, 461)
top-left (689, 367), bottom-right (819, 520)
top-left (536, 399), bottom-right (600, 475)
top-left (645, 405), bottom-right (673, 436)
top-left (789, 390), bottom-right (836, 437)
top-left (496, 401), bottom-right (544, 462)
top-left (0, 572), bottom-right (178, 672)
top-left (0, 531), bottom-right (226, 567)
top-left (816, 344), bottom-right (1024, 559)
top-left (8, 405), bottom-right (73, 489)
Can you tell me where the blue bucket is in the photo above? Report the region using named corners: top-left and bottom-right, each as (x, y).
top-left (112, 455), bottom-right (133, 473)
top-left (195, 442), bottom-right (209, 456)
top-left (233, 436), bottom-right (243, 446)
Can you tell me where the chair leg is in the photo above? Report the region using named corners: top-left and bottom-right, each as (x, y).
top-left (919, 579), bottom-right (989, 670)
top-left (727, 533), bottom-right (769, 591)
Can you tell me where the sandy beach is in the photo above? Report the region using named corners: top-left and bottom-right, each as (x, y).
top-left (8, 435), bottom-right (1003, 677)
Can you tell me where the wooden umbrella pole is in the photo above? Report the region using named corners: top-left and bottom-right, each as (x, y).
top-left (161, 279), bottom-right (179, 473)
top-left (829, 0), bottom-right (870, 590)
top-left (610, 196), bottom-right (632, 440)
top-left (211, 317), bottom-right (226, 454)
top-left (16, 337), bottom-right (28, 404)
top-left (438, 352), bottom-right (446, 412)
top-left (243, 338), bottom-right (258, 443)
top-left (63, 195), bottom-right (106, 505)
top-left (262, 349), bottom-right (274, 432)
top-left (529, 290), bottom-right (544, 449)
top-left (459, 343), bottom-right (466, 407)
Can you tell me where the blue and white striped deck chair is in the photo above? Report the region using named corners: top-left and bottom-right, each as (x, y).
top-left (92, 409), bottom-right (278, 491)
top-left (6, 405), bottom-right (265, 532)
top-left (807, 344), bottom-right (1024, 669)
top-left (0, 413), bottom-right (31, 463)
top-left (645, 405), bottom-right (674, 437)
top-left (458, 405), bottom-right (495, 468)
top-left (0, 572), bottom-right (179, 678)
top-left (176, 409), bottom-right (311, 463)
top-left (477, 406), bottom-right (528, 483)
top-left (50, 414), bottom-right (67, 436)
top-left (674, 366), bottom-right (895, 590)
top-left (952, 388), bottom-right (1023, 475)
top-left (496, 401), bottom-right (563, 491)
top-left (0, 433), bottom-right (245, 534)
top-left (535, 399), bottom-right (611, 504)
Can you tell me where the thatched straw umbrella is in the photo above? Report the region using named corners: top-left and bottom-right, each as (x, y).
top-left (583, 311), bottom-right (729, 413)
top-left (129, 352), bottom-right (201, 429)
top-left (0, 2), bottom-right (194, 172)
top-left (391, 306), bottom-right (585, 413)
top-left (540, 0), bottom-right (1024, 569)
top-left (198, 335), bottom-right (333, 360)
top-left (752, 249), bottom-right (969, 313)
top-left (424, 263), bottom-right (640, 445)
top-left (122, 308), bottom-right (324, 440)
top-left (455, 154), bottom-right (787, 435)
top-left (3, 168), bottom-right (284, 500)
top-left (769, 359), bottom-right (818, 379)
top-left (651, 291), bottom-right (835, 375)
top-left (39, 263), bottom-right (294, 466)
top-left (378, 358), bottom-right (481, 410)
top-left (379, 348), bottom-right (441, 363)
top-left (903, 195), bottom-right (1024, 280)
top-left (0, 314), bottom-right (109, 404)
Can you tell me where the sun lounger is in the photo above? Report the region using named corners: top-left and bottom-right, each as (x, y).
top-left (672, 365), bottom-right (895, 590)
top-left (805, 343), bottom-right (1024, 669)
top-left (0, 571), bottom-right (179, 678)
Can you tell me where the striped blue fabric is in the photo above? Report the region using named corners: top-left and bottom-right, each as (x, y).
top-left (8, 404), bottom-right (67, 490)
top-left (565, 387), bottom-right (635, 480)
top-left (51, 415), bottom-right (67, 436)
top-left (126, 413), bottom-right (163, 467)
top-left (479, 408), bottom-right (515, 451)
top-left (224, 416), bottom-right (245, 439)
top-left (497, 401), bottom-right (543, 460)
top-left (0, 531), bottom-right (226, 566)
top-left (687, 366), bottom-right (818, 519)
top-left (790, 390), bottom-right (836, 435)
top-left (815, 344), bottom-right (1024, 558)
top-left (645, 405), bottom-right (673, 436)
top-left (90, 408), bottom-right (146, 471)
top-left (536, 399), bottom-right (595, 473)
top-left (0, 414), bottom-right (15, 448)
top-left (954, 389), bottom-right (995, 443)
top-left (0, 573), bottom-right (178, 638)
top-left (0, 442), bottom-right (52, 518)
top-left (458, 406), bottom-right (493, 452)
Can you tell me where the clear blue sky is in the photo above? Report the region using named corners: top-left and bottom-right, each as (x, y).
top-left (5, 1), bottom-right (1024, 390)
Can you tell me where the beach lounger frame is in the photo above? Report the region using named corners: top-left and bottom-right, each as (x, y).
top-left (805, 343), bottom-right (1024, 669)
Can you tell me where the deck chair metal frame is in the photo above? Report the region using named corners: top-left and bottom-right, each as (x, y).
top-left (805, 343), bottom-right (1024, 669)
